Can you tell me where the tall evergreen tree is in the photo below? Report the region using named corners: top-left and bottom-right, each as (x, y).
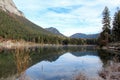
top-left (112, 8), bottom-right (120, 42)
top-left (102, 6), bottom-right (111, 42)
top-left (98, 6), bottom-right (111, 47)
top-left (102, 6), bottom-right (111, 34)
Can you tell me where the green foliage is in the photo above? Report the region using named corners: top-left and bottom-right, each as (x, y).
top-left (62, 38), bottom-right (96, 45)
top-left (0, 10), bottom-right (65, 44)
top-left (68, 38), bottom-right (86, 45)
top-left (98, 32), bottom-right (107, 47)
top-left (102, 6), bottom-right (111, 33)
top-left (98, 7), bottom-right (120, 46)
top-left (98, 6), bottom-right (111, 46)
top-left (86, 39), bottom-right (97, 45)
top-left (112, 9), bottom-right (120, 42)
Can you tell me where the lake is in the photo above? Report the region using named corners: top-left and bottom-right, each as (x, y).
top-left (0, 45), bottom-right (119, 80)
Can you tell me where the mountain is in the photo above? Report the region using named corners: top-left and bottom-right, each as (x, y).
top-left (0, 0), bottom-right (64, 44)
top-left (45, 27), bottom-right (64, 36)
top-left (0, 0), bottom-right (24, 17)
top-left (70, 33), bottom-right (99, 39)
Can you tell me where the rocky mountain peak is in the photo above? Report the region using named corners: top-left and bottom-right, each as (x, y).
top-left (45, 27), bottom-right (64, 36)
top-left (0, 0), bottom-right (24, 17)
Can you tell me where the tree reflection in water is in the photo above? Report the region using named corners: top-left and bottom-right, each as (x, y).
top-left (13, 48), bottom-right (31, 80)
top-left (1, 46), bottom-right (119, 80)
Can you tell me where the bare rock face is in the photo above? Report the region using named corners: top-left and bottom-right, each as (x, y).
top-left (0, 0), bottom-right (24, 17)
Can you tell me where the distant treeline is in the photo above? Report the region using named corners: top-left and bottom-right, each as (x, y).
top-left (62, 38), bottom-right (97, 45)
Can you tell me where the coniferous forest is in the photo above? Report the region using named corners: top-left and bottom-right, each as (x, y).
top-left (98, 7), bottom-right (120, 47)
top-left (0, 9), bottom-right (97, 45)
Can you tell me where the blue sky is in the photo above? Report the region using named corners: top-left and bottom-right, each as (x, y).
top-left (13, 0), bottom-right (120, 36)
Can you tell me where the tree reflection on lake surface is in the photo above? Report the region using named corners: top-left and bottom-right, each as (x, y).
top-left (14, 48), bottom-right (31, 80)
top-left (0, 46), bottom-right (119, 80)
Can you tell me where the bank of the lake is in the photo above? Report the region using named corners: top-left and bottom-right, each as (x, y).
top-left (0, 38), bottom-right (97, 49)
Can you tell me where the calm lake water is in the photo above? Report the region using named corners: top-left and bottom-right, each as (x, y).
top-left (0, 46), bottom-right (119, 80)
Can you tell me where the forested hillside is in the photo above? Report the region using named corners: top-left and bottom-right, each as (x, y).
top-left (0, 10), bottom-right (65, 44)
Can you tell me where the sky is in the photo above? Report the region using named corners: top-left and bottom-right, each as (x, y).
top-left (13, 0), bottom-right (120, 36)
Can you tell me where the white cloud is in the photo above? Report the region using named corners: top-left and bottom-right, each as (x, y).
top-left (13, 0), bottom-right (120, 36)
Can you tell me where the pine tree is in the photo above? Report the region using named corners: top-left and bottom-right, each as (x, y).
top-left (112, 9), bottom-right (120, 42)
top-left (102, 6), bottom-right (111, 43)
top-left (102, 6), bottom-right (111, 34)
top-left (98, 6), bottom-right (111, 47)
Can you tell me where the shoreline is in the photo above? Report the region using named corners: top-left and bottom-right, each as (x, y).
top-left (97, 42), bottom-right (120, 52)
top-left (0, 40), bottom-right (96, 49)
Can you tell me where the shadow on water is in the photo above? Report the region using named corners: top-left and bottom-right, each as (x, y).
top-left (97, 49), bottom-right (120, 66)
top-left (0, 49), bottom-right (16, 79)
top-left (0, 48), bottom-right (31, 80)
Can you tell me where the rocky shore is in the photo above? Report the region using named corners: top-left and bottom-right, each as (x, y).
top-left (108, 42), bottom-right (120, 50)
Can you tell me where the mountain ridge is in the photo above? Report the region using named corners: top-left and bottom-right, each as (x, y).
top-left (0, 0), bottom-right (64, 44)
top-left (45, 27), bottom-right (64, 36)
top-left (70, 33), bottom-right (99, 39)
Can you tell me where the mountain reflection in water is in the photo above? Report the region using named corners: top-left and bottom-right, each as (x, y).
top-left (0, 46), bottom-right (119, 80)
top-left (25, 52), bottom-right (102, 80)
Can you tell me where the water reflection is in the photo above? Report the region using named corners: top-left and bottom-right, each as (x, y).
top-left (0, 46), bottom-right (119, 80)
top-left (97, 49), bottom-right (120, 66)
top-left (25, 52), bottom-right (102, 80)
top-left (0, 49), bottom-right (16, 79)
top-left (29, 46), bottom-right (97, 64)
top-left (13, 48), bottom-right (31, 79)
top-left (0, 48), bottom-right (31, 80)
